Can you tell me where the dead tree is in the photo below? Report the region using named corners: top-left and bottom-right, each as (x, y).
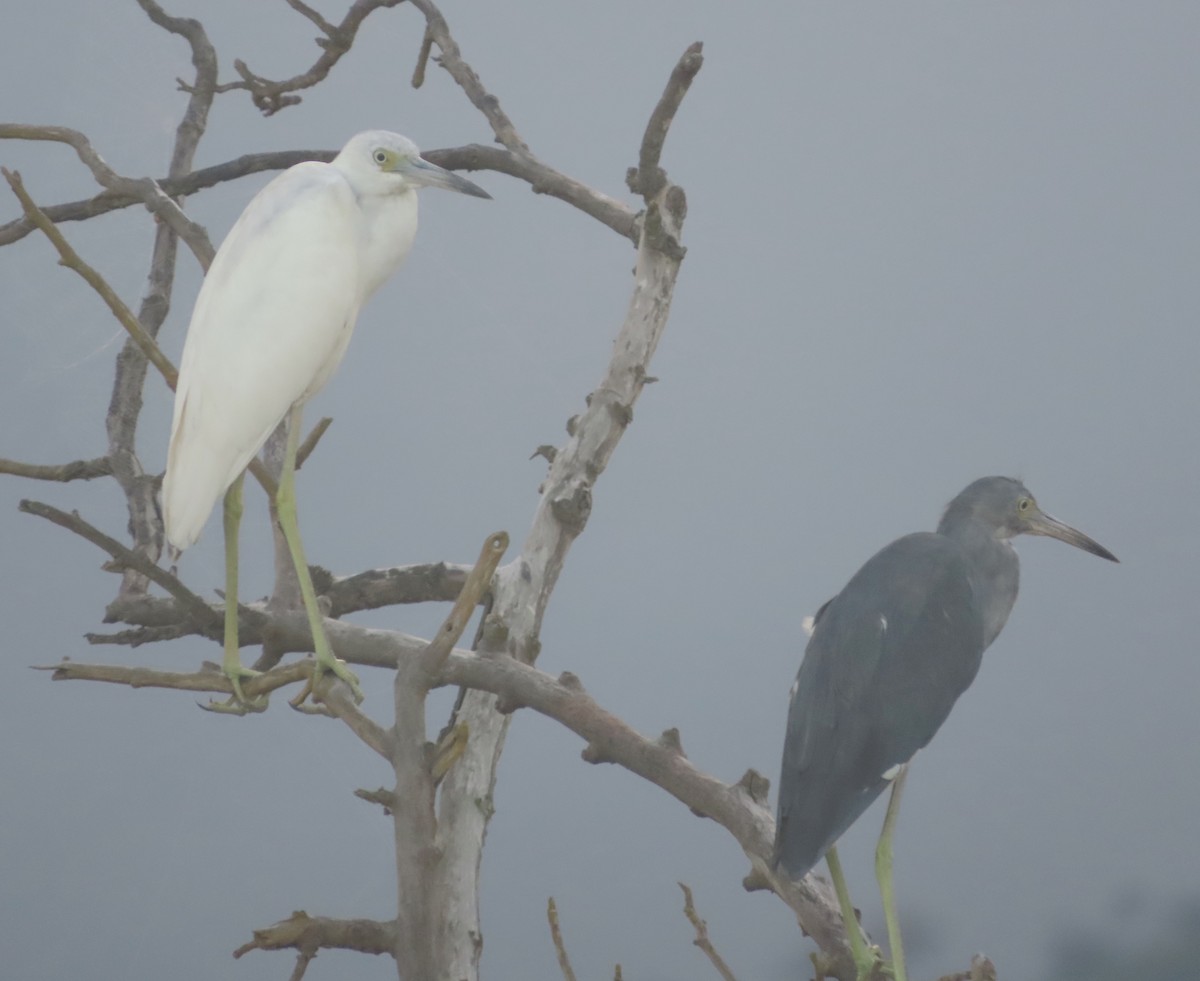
top-left (1, 1), bottom-right (889, 978)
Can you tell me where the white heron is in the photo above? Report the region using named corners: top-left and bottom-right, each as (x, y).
top-left (162, 130), bottom-right (490, 710)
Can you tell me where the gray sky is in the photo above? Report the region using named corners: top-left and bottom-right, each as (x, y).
top-left (2, 3), bottom-right (1197, 979)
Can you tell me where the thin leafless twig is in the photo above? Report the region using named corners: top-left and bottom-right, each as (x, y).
top-left (546, 898), bottom-right (578, 981)
top-left (19, 499), bottom-right (223, 634)
top-left (0, 124), bottom-right (213, 264)
top-left (220, 0), bottom-right (405, 115)
top-left (679, 883), bottom-right (740, 981)
top-left (294, 417), bottom-right (334, 470)
top-left (418, 531), bottom-right (508, 679)
top-left (3, 168), bottom-right (181, 387)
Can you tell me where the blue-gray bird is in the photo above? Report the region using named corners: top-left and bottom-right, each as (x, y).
top-left (774, 476), bottom-right (1117, 981)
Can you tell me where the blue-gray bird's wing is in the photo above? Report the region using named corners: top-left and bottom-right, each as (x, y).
top-left (774, 532), bottom-right (986, 878)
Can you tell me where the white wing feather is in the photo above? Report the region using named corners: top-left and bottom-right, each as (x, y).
top-left (163, 163), bottom-right (365, 549)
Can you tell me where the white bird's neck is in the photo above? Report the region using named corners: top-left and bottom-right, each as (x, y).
top-left (359, 188), bottom-right (419, 298)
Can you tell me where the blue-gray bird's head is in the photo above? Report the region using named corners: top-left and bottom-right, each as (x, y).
top-left (938, 476), bottom-right (1118, 561)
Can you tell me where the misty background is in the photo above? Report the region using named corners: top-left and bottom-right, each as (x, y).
top-left (2, 2), bottom-right (1197, 979)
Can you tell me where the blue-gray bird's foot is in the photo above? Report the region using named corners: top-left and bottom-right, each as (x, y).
top-left (201, 663), bottom-right (268, 715)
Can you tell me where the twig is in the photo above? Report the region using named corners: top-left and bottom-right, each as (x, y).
top-left (233, 910), bottom-right (394, 958)
top-left (285, 0), bottom-right (339, 37)
top-left (2, 168), bottom-right (279, 497)
top-left (102, 561), bottom-right (474, 642)
top-left (319, 683), bottom-right (395, 760)
top-left (407, 0), bottom-right (529, 154)
top-left (0, 456), bottom-right (112, 482)
top-left (38, 658), bottom-right (309, 701)
top-left (353, 787), bottom-right (396, 813)
top-left (417, 531), bottom-right (508, 678)
top-left (86, 624), bottom-right (193, 646)
top-left (19, 499), bottom-right (223, 634)
top-left (546, 898), bottom-right (578, 981)
top-left (222, 0), bottom-right (405, 115)
top-left (294, 417), bottom-right (333, 470)
top-left (3, 169), bottom-right (180, 387)
top-left (679, 883), bottom-right (739, 981)
top-left (0, 124), bottom-right (214, 264)
top-left (411, 26), bottom-right (434, 88)
top-left (288, 949), bottom-right (315, 981)
top-left (629, 42), bottom-right (704, 200)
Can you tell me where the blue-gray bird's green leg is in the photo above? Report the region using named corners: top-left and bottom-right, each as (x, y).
top-left (275, 406), bottom-right (364, 704)
top-left (825, 845), bottom-right (882, 980)
top-left (876, 766), bottom-right (910, 981)
top-left (211, 472), bottom-right (266, 710)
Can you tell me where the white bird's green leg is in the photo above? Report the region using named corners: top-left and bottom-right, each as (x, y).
top-left (875, 766), bottom-right (910, 981)
top-left (204, 473), bottom-right (266, 713)
top-left (826, 845), bottom-right (884, 980)
top-left (275, 405), bottom-right (363, 705)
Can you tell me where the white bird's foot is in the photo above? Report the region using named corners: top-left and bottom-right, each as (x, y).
top-left (200, 662), bottom-right (268, 715)
top-left (289, 654), bottom-right (363, 711)
top-left (852, 944), bottom-right (889, 981)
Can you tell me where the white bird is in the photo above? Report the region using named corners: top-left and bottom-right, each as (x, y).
top-left (162, 130), bottom-right (490, 710)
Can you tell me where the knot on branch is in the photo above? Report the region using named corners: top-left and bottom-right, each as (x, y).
top-left (557, 671), bottom-right (584, 692)
top-left (734, 767), bottom-right (771, 806)
top-left (656, 727), bottom-right (686, 757)
top-left (743, 867), bottom-right (774, 893)
top-left (607, 399), bottom-right (634, 427)
top-left (581, 741), bottom-right (614, 765)
top-left (550, 483), bottom-right (592, 533)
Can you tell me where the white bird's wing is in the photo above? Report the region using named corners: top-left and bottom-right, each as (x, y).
top-left (163, 163), bottom-right (366, 550)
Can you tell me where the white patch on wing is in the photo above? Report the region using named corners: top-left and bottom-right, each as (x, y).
top-left (879, 615), bottom-right (888, 632)
top-left (801, 615), bottom-right (816, 636)
top-left (788, 679), bottom-right (799, 700)
top-left (881, 763), bottom-right (903, 781)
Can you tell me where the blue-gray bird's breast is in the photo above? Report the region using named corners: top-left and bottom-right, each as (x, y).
top-left (774, 532), bottom-right (987, 878)
top-left (941, 523), bottom-right (1020, 650)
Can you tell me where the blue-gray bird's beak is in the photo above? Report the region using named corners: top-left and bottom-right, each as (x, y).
top-left (1026, 510), bottom-right (1119, 562)
top-left (400, 156), bottom-right (491, 198)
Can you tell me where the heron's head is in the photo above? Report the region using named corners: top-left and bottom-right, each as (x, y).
top-left (939, 476), bottom-right (1118, 561)
top-left (334, 130), bottom-right (491, 199)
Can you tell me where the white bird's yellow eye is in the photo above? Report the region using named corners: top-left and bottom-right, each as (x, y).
top-left (373, 149), bottom-right (388, 165)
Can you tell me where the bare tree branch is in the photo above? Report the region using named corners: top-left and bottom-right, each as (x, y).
top-left (0, 125), bottom-right (213, 265)
top-left (232, 910), bottom-right (395, 959)
top-left (406, 0), bottom-right (528, 154)
top-left (219, 0), bottom-right (405, 115)
top-left (0, 457), bottom-right (112, 482)
top-left (2, 169), bottom-right (181, 388)
top-left (319, 683), bottom-right (395, 759)
top-left (0, 139), bottom-right (638, 248)
top-left (417, 531), bottom-right (507, 679)
top-left (19, 499), bottom-right (225, 636)
top-left (294, 417), bottom-right (333, 470)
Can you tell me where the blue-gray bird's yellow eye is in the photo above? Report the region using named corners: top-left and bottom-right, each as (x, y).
top-left (1018, 498), bottom-right (1032, 512)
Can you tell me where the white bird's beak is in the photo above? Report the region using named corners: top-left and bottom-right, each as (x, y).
top-left (399, 156), bottom-right (491, 198)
